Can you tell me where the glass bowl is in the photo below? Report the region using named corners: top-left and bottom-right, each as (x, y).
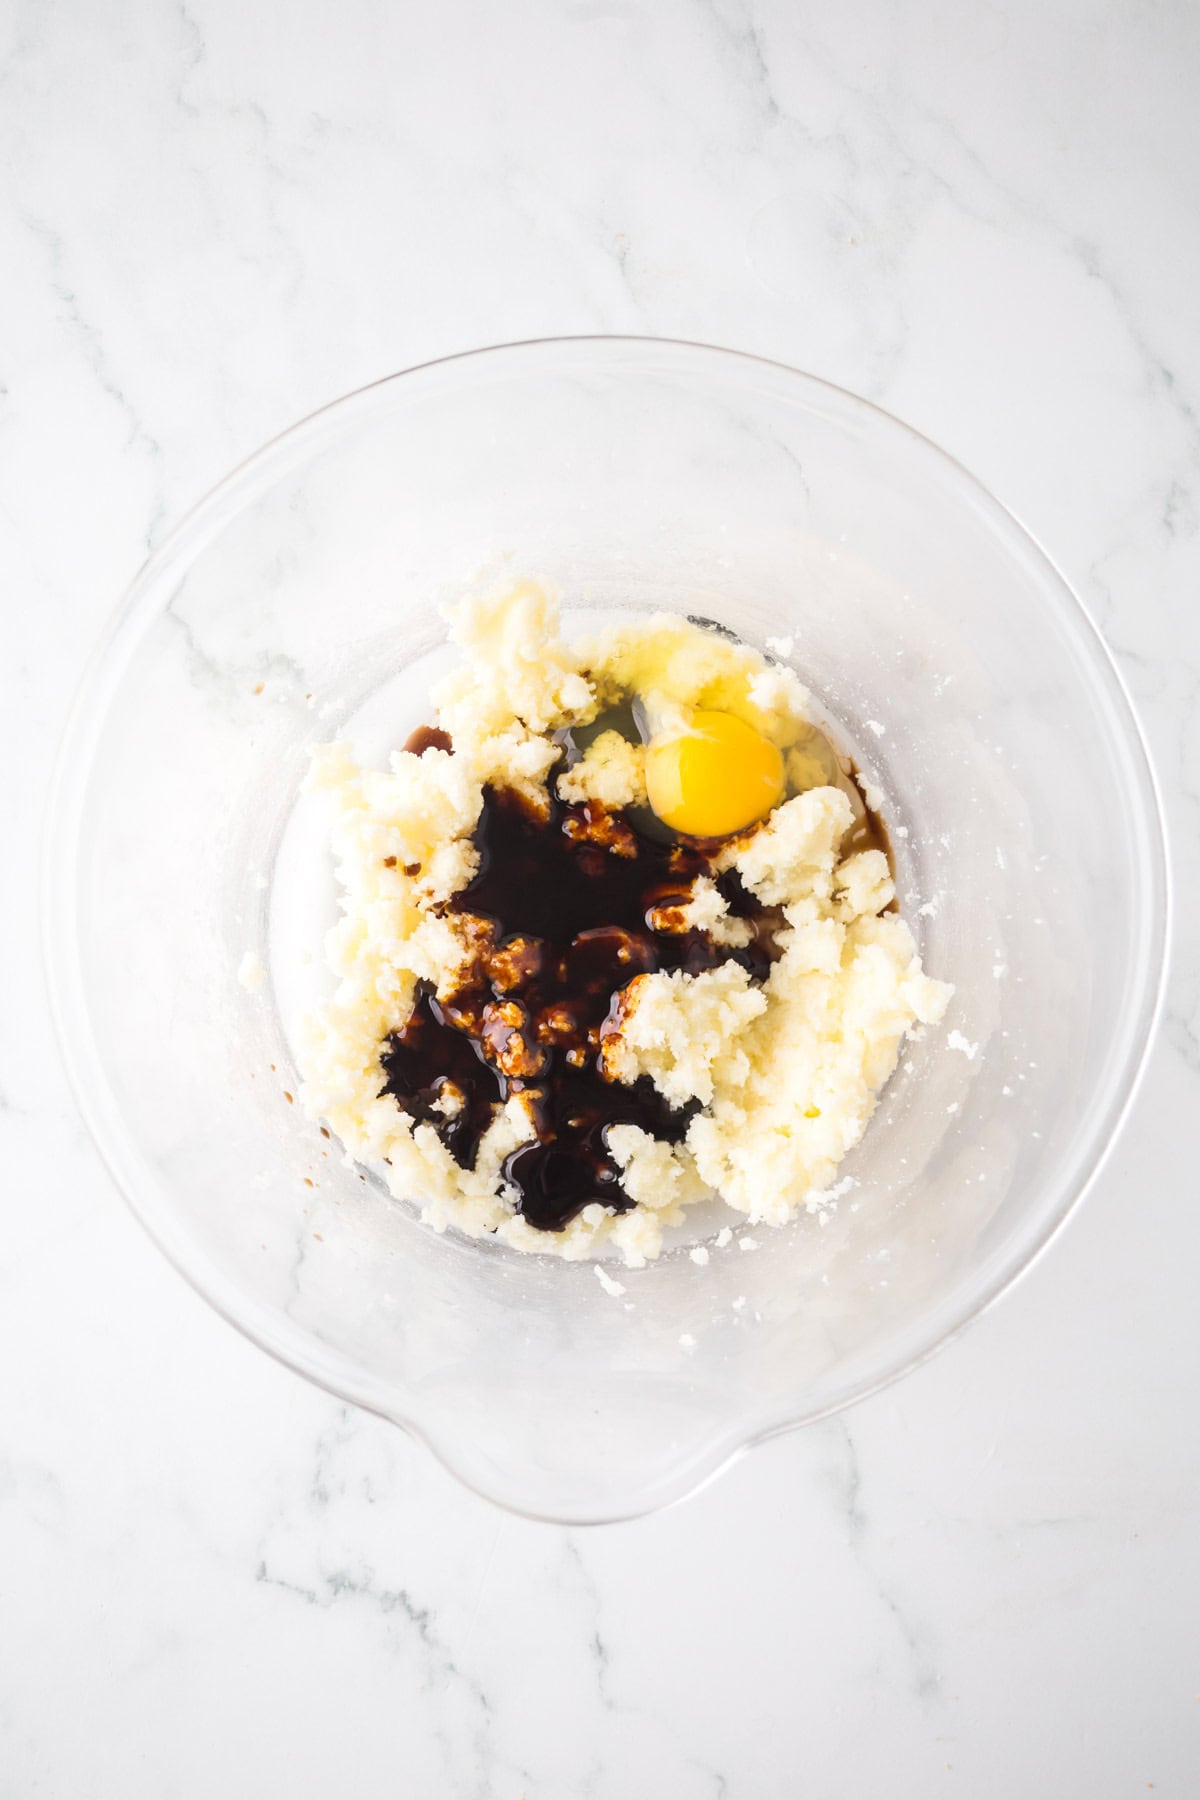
top-left (45, 338), bottom-right (1168, 1524)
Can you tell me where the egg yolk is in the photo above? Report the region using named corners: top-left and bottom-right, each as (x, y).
top-left (644, 710), bottom-right (785, 838)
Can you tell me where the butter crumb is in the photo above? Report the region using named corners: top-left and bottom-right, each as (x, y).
top-left (678, 876), bottom-right (753, 947)
top-left (857, 775), bottom-right (886, 813)
top-left (726, 787), bottom-right (852, 907)
top-left (600, 962), bottom-right (768, 1107)
top-left (836, 849), bottom-right (894, 919)
top-left (557, 731), bottom-right (646, 808)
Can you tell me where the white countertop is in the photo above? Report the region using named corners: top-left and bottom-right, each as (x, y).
top-left (5, 1), bottom-right (1199, 1792)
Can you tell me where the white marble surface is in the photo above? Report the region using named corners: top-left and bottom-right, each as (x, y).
top-left (4, 0), bottom-right (1199, 1792)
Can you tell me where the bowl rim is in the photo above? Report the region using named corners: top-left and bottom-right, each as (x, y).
top-left (42, 334), bottom-right (1172, 1524)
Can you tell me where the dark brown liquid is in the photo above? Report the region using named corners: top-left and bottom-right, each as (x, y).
top-left (379, 985), bottom-right (494, 1168)
top-left (379, 779), bottom-right (775, 1231)
top-left (841, 761), bottom-right (894, 872)
top-left (403, 724), bottom-right (454, 757)
top-left (501, 1071), bottom-right (698, 1232)
top-left (380, 743), bottom-right (894, 1233)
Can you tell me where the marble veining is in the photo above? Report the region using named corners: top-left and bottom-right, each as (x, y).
top-left (4, 0), bottom-right (1199, 1793)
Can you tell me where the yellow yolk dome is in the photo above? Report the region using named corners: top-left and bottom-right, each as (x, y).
top-left (644, 709), bottom-right (786, 838)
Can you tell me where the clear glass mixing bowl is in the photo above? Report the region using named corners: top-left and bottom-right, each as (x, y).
top-left (45, 338), bottom-right (1168, 1523)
